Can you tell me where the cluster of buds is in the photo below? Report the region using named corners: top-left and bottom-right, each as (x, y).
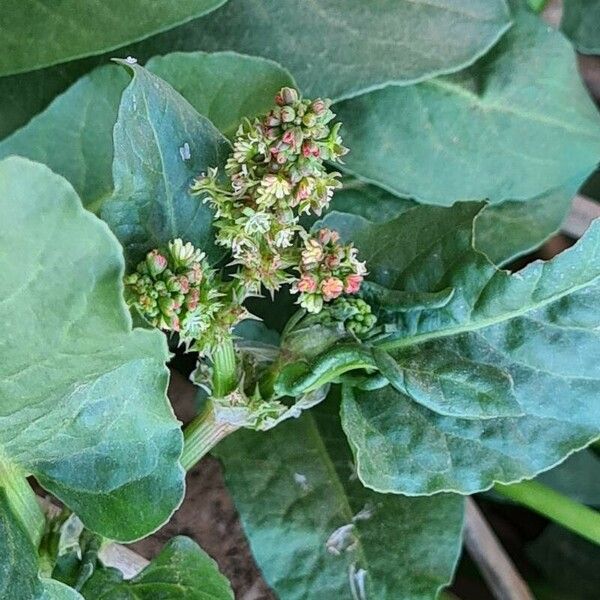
top-left (292, 228), bottom-right (367, 313)
top-left (323, 297), bottom-right (377, 337)
top-left (124, 239), bottom-right (225, 351)
top-left (191, 87), bottom-right (348, 296)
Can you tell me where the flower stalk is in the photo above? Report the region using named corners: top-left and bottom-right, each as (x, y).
top-left (180, 402), bottom-right (238, 471)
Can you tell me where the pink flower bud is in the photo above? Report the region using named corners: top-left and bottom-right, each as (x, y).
top-left (317, 228), bottom-right (339, 245)
top-left (302, 141), bottom-right (320, 158)
top-left (178, 276), bottom-right (190, 294)
top-left (321, 277), bottom-right (344, 301)
top-left (146, 250), bottom-right (167, 276)
top-left (325, 254), bottom-right (341, 269)
top-left (311, 99), bottom-right (328, 116)
top-left (344, 274), bottom-right (363, 294)
top-left (280, 106), bottom-right (296, 123)
top-left (279, 87), bottom-right (299, 105)
top-left (296, 273), bottom-right (318, 293)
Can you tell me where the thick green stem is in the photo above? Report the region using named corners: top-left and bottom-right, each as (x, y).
top-left (0, 459), bottom-right (45, 546)
top-left (180, 402), bottom-right (238, 471)
top-left (212, 337), bottom-right (238, 397)
top-left (494, 480), bottom-right (600, 545)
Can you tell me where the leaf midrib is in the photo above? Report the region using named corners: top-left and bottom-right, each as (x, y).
top-left (380, 270), bottom-right (600, 351)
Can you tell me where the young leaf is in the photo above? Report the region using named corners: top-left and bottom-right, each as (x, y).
top-left (561, 0), bottom-right (600, 54)
top-left (80, 536), bottom-right (233, 599)
top-left (323, 203), bottom-right (600, 494)
top-left (0, 157), bottom-right (184, 539)
top-left (215, 397), bottom-right (464, 600)
top-left (335, 0), bottom-right (600, 205)
top-left (0, 53), bottom-right (293, 212)
top-left (100, 61), bottom-right (231, 266)
top-left (0, 0), bottom-right (227, 77)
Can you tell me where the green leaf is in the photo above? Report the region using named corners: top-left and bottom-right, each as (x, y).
top-left (0, 489), bottom-right (42, 600)
top-left (321, 202), bottom-right (600, 494)
top-left (0, 156), bottom-right (184, 539)
top-left (324, 178), bottom-right (575, 267)
top-left (527, 525), bottom-right (600, 600)
top-left (561, 0), bottom-right (600, 54)
top-left (215, 397), bottom-right (464, 600)
top-left (335, 0), bottom-right (600, 205)
top-left (41, 579), bottom-right (83, 600)
top-left (130, 0), bottom-right (511, 101)
top-left (473, 185), bottom-right (576, 265)
top-left (0, 52), bottom-right (292, 213)
top-left (0, 66), bottom-right (129, 212)
top-left (80, 536), bottom-right (233, 599)
top-left (536, 449), bottom-right (600, 507)
top-left (100, 62), bottom-right (231, 266)
top-left (0, 0), bottom-right (227, 77)
top-left (146, 52), bottom-right (295, 139)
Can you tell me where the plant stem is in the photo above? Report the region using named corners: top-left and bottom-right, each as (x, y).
top-left (211, 337), bottom-right (238, 397)
top-left (527, 0), bottom-right (549, 13)
top-left (181, 402), bottom-right (238, 471)
top-left (494, 480), bottom-right (600, 545)
top-left (0, 459), bottom-right (45, 546)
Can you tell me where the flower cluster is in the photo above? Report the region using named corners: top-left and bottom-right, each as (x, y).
top-left (292, 228), bottom-right (366, 313)
top-left (124, 239), bottom-right (223, 350)
top-left (191, 87), bottom-right (348, 296)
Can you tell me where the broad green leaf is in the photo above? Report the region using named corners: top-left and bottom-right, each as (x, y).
top-left (129, 0), bottom-right (511, 101)
top-left (0, 0), bottom-right (227, 76)
top-left (324, 179), bottom-right (575, 267)
top-left (321, 202), bottom-right (600, 494)
top-left (0, 66), bottom-right (129, 212)
top-left (561, 0), bottom-right (600, 54)
top-left (147, 52), bottom-right (295, 139)
top-left (0, 53), bottom-right (292, 213)
top-left (0, 59), bottom-right (97, 140)
top-left (0, 0), bottom-right (511, 137)
top-left (335, 0), bottom-right (600, 205)
top-left (0, 53), bottom-right (292, 212)
top-left (0, 156), bottom-right (184, 539)
top-left (80, 536), bottom-right (233, 599)
top-left (473, 185), bottom-right (575, 265)
top-left (215, 397), bottom-right (463, 600)
top-left (100, 62), bottom-right (231, 266)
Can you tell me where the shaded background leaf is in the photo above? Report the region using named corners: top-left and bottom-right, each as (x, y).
top-left (335, 0), bottom-right (600, 205)
top-left (0, 0), bottom-right (227, 76)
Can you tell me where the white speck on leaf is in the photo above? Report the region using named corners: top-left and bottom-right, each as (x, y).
top-left (124, 56), bottom-right (137, 64)
top-left (353, 503), bottom-right (374, 522)
top-left (326, 523), bottom-right (357, 555)
top-left (294, 472), bottom-right (310, 491)
top-left (179, 142), bottom-right (192, 160)
top-left (179, 142), bottom-right (191, 161)
top-left (349, 564), bottom-right (368, 600)
top-left (131, 95), bottom-right (137, 111)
